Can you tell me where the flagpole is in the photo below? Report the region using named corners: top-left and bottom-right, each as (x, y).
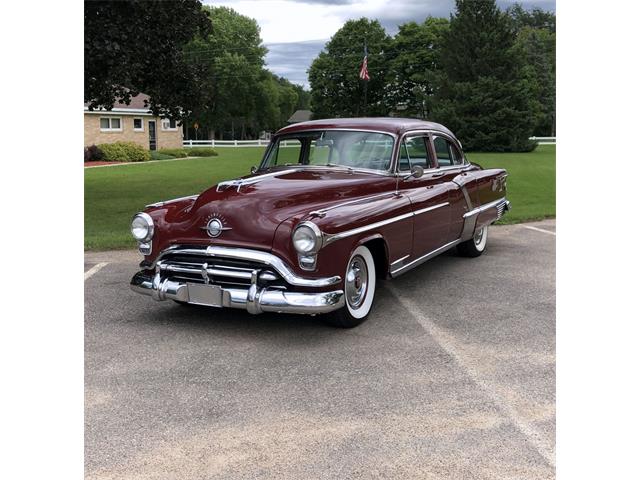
top-left (363, 78), bottom-right (367, 116)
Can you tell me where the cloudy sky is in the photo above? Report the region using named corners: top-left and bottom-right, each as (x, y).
top-left (203, 0), bottom-right (555, 88)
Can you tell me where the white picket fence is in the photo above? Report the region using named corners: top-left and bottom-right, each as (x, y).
top-left (529, 136), bottom-right (556, 144)
top-left (184, 136), bottom-right (556, 148)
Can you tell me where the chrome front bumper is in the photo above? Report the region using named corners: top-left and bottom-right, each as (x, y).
top-left (130, 270), bottom-right (345, 315)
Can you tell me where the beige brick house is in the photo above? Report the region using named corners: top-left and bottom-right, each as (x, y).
top-left (84, 92), bottom-right (183, 150)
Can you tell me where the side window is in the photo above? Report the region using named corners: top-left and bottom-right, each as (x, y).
top-left (308, 139), bottom-right (333, 165)
top-left (433, 136), bottom-right (453, 167)
top-left (264, 139), bottom-right (302, 168)
top-left (400, 136), bottom-right (431, 171)
top-left (450, 142), bottom-right (464, 165)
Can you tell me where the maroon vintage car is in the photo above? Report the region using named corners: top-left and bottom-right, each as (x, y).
top-left (130, 118), bottom-right (509, 327)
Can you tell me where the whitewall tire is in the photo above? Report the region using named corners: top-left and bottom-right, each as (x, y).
top-left (457, 225), bottom-right (489, 258)
top-left (324, 245), bottom-right (376, 328)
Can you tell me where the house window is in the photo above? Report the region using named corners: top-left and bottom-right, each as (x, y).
top-left (133, 118), bottom-right (144, 131)
top-left (161, 118), bottom-right (178, 131)
top-left (100, 117), bottom-right (122, 131)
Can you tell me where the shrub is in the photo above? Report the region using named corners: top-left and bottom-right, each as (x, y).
top-left (84, 145), bottom-right (104, 162)
top-left (187, 147), bottom-right (218, 157)
top-left (150, 151), bottom-right (175, 161)
top-left (157, 148), bottom-right (189, 158)
top-left (98, 142), bottom-right (151, 162)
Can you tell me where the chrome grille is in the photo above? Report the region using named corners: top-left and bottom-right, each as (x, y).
top-left (158, 253), bottom-right (284, 289)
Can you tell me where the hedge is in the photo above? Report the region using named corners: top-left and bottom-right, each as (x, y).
top-left (98, 142), bottom-right (151, 162)
top-left (157, 147), bottom-right (218, 158)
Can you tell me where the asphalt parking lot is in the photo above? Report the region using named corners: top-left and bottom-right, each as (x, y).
top-left (85, 220), bottom-right (555, 480)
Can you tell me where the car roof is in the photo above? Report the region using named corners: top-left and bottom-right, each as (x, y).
top-left (276, 117), bottom-right (455, 138)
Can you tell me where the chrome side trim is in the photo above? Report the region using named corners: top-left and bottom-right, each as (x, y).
top-left (146, 194), bottom-right (199, 208)
top-left (390, 254), bottom-right (409, 267)
top-left (413, 202), bottom-right (449, 216)
top-left (147, 245), bottom-right (341, 288)
top-left (322, 202), bottom-right (449, 247)
top-left (323, 211), bottom-right (415, 247)
top-left (463, 197), bottom-right (508, 218)
top-left (390, 239), bottom-right (462, 277)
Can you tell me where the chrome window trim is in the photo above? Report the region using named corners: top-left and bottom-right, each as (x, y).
top-left (258, 128), bottom-right (399, 175)
top-left (146, 245), bottom-right (341, 288)
top-left (393, 129), bottom-right (468, 173)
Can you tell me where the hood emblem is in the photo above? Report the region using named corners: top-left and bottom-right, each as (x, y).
top-left (201, 218), bottom-right (232, 238)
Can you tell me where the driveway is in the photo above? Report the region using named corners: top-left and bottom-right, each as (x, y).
top-left (85, 220), bottom-right (556, 479)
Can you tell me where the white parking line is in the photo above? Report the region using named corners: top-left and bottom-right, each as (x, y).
top-left (85, 262), bottom-right (109, 280)
top-left (386, 285), bottom-right (556, 468)
top-left (523, 225), bottom-right (556, 236)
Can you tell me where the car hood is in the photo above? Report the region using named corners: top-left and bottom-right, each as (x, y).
top-left (158, 168), bottom-right (393, 251)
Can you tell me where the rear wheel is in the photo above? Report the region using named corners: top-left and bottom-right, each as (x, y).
top-left (324, 245), bottom-right (376, 328)
top-left (457, 225), bottom-right (488, 258)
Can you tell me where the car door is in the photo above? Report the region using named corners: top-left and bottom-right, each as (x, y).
top-left (397, 134), bottom-right (452, 258)
top-left (429, 134), bottom-right (477, 242)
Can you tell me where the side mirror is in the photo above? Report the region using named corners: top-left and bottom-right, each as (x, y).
top-left (250, 165), bottom-right (257, 174)
top-left (403, 165), bottom-right (424, 180)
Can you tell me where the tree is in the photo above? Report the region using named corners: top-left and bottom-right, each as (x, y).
top-left (507, 4), bottom-right (556, 136)
top-left (84, 0), bottom-right (212, 119)
top-left (515, 27), bottom-right (555, 136)
top-left (506, 3), bottom-right (556, 33)
top-left (385, 17), bottom-right (449, 118)
top-left (309, 18), bottom-right (391, 118)
top-left (432, 0), bottom-right (539, 151)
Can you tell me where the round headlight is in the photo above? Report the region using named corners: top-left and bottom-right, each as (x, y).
top-left (293, 223), bottom-right (321, 254)
top-left (131, 213), bottom-right (154, 242)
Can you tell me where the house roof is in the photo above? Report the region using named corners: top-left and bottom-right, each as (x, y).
top-left (84, 91), bottom-right (153, 115)
top-left (287, 110), bottom-right (313, 124)
top-left (276, 117), bottom-right (455, 138)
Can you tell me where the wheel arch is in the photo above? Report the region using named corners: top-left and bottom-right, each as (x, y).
top-left (356, 233), bottom-right (390, 280)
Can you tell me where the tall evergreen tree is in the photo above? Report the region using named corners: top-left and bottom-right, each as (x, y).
top-left (433, 0), bottom-right (538, 151)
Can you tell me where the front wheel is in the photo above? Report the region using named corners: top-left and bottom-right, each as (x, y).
top-left (457, 225), bottom-right (488, 258)
top-left (323, 245), bottom-right (376, 328)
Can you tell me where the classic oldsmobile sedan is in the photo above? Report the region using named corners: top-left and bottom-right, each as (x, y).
top-left (130, 118), bottom-right (509, 327)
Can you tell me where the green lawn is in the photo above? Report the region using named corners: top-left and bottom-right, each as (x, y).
top-left (467, 144), bottom-right (556, 224)
top-left (85, 144), bottom-right (555, 250)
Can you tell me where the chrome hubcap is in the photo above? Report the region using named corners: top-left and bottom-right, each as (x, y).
top-left (346, 255), bottom-right (368, 309)
top-left (474, 227), bottom-right (486, 246)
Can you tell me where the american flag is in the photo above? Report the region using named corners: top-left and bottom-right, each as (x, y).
top-left (359, 45), bottom-right (370, 81)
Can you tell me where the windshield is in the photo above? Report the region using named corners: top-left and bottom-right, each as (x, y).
top-left (260, 130), bottom-right (395, 173)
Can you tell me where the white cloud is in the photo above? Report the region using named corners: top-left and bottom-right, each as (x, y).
top-left (204, 0), bottom-right (555, 88)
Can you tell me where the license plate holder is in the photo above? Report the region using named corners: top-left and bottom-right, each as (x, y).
top-left (187, 283), bottom-right (223, 307)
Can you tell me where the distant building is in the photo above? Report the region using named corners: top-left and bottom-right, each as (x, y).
top-left (84, 92), bottom-right (183, 150)
top-left (287, 109), bottom-right (313, 124)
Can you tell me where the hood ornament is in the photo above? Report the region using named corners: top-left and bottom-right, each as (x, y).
top-left (201, 217), bottom-right (232, 238)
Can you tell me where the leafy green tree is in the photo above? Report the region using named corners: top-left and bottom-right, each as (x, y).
top-left (385, 17), bottom-right (449, 118)
top-left (293, 84), bottom-right (311, 110)
top-left (84, 0), bottom-right (212, 119)
top-left (184, 6), bottom-right (266, 139)
top-left (433, 0), bottom-right (538, 151)
top-left (309, 18), bottom-right (391, 118)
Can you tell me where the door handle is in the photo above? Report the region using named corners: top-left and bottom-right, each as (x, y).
top-left (431, 172), bottom-right (446, 178)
